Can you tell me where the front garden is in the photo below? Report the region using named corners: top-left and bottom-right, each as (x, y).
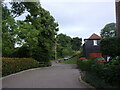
top-left (76, 37), bottom-right (120, 89)
top-left (77, 57), bottom-right (120, 89)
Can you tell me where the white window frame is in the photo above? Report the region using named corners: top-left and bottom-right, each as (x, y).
top-left (93, 40), bottom-right (97, 46)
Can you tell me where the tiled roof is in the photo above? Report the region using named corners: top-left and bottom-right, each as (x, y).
top-left (88, 33), bottom-right (101, 39)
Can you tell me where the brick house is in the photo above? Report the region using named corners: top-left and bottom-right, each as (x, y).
top-left (83, 33), bottom-right (102, 58)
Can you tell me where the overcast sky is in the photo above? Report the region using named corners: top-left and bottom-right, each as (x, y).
top-left (5, 0), bottom-right (116, 40)
top-left (40, 0), bottom-right (116, 40)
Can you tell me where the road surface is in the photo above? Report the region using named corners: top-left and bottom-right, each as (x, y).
top-left (2, 61), bottom-right (89, 88)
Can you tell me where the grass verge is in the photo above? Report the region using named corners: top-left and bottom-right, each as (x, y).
top-left (60, 56), bottom-right (78, 64)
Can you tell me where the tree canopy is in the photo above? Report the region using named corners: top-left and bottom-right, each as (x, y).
top-left (100, 37), bottom-right (120, 57)
top-left (56, 34), bottom-right (82, 58)
top-left (2, 1), bottom-right (82, 61)
top-left (56, 33), bottom-right (73, 58)
top-left (2, 2), bottom-right (59, 62)
top-left (100, 23), bottom-right (116, 38)
top-left (71, 37), bottom-right (82, 51)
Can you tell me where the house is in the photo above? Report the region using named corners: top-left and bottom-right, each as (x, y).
top-left (83, 33), bottom-right (102, 58)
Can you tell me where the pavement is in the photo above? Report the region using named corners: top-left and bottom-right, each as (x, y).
top-left (2, 61), bottom-right (90, 88)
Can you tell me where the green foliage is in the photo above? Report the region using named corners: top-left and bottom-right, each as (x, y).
top-left (56, 33), bottom-right (73, 58)
top-left (102, 59), bottom-right (120, 87)
top-left (13, 45), bottom-right (30, 58)
top-left (2, 2), bottom-right (59, 63)
top-left (100, 23), bottom-right (116, 38)
top-left (2, 4), bottom-right (17, 57)
top-left (56, 33), bottom-right (72, 47)
top-left (83, 72), bottom-right (113, 88)
top-left (71, 37), bottom-right (82, 51)
top-left (2, 58), bottom-right (40, 76)
top-left (77, 58), bottom-right (120, 88)
top-left (77, 59), bottom-right (97, 71)
top-left (100, 37), bottom-right (120, 57)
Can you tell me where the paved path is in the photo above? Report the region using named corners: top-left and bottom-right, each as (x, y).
top-left (2, 61), bottom-right (88, 88)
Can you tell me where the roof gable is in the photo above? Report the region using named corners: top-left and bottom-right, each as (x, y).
top-left (88, 33), bottom-right (101, 39)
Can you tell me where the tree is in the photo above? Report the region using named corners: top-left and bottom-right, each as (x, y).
top-left (100, 23), bottom-right (116, 38)
top-left (2, 1), bottom-right (59, 63)
top-left (2, 3), bottom-right (17, 57)
top-left (56, 33), bottom-right (73, 58)
top-left (9, 2), bottom-right (59, 62)
top-left (71, 37), bottom-right (82, 51)
top-left (100, 37), bottom-right (120, 57)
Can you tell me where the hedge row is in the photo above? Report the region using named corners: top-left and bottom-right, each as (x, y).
top-left (2, 58), bottom-right (41, 76)
top-left (77, 59), bottom-right (120, 88)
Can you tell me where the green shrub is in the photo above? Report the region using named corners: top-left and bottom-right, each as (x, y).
top-left (103, 64), bottom-right (120, 87)
top-left (83, 72), bottom-right (113, 88)
top-left (2, 58), bottom-right (41, 76)
top-left (90, 62), bottom-right (104, 77)
top-left (77, 59), bottom-right (97, 71)
top-left (77, 58), bottom-right (120, 88)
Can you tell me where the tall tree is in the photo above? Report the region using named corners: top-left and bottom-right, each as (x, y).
top-left (71, 37), bottom-right (82, 51)
top-left (11, 2), bottom-right (59, 62)
top-left (2, 2), bottom-right (59, 62)
top-left (100, 23), bottom-right (116, 38)
top-left (56, 33), bottom-right (73, 58)
top-left (2, 3), bottom-right (17, 57)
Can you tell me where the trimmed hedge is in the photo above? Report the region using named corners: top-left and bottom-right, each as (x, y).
top-left (2, 58), bottom-right (41, 76)
top-left (77, 59), bottom-right (120, 88)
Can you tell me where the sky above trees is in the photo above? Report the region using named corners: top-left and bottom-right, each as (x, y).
top-left (40, 0), bottom-right (116, 40)
top-left (4, 0), bottom-right (116, 40)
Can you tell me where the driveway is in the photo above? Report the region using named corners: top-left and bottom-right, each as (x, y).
top-left (2, 61), bottom-right (88, 88)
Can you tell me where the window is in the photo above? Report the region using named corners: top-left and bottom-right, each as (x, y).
top-left (93, 40), bottom-right (97, 46)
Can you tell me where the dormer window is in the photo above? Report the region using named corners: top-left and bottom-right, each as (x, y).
top-left (93, 40), bottom-right (97, 46)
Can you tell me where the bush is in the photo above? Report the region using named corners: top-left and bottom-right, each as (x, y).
top-left (83, 72), bottom-right (113, 88)
top-left (77, 58), bottom-right (120, 88)
top-left (102, 62), bottom-right (120, 87)
top-left (77, 59), bottom-right (97, 71)
top-left (90, 62), bottom-right (105, 78)
top-left (2, 58), bottom-right (41, 76)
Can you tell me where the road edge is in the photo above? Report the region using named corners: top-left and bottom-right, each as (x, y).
top-left (78, 75), bottom-right (95, 88)
top-left (0, 67), bottom-right (49, 80)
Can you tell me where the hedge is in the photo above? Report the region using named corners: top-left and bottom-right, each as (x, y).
top-left (2, 58), bottom-right (41, 76)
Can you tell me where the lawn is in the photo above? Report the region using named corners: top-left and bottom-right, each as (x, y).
top-left (60, 56), bottom-right (77, 64)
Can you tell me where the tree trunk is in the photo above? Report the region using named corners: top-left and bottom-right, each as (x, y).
top-left (116, 0), bottom-right (120, 36)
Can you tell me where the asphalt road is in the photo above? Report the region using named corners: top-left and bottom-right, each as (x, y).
top-left (2, 61), bottom-right (88, 88)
